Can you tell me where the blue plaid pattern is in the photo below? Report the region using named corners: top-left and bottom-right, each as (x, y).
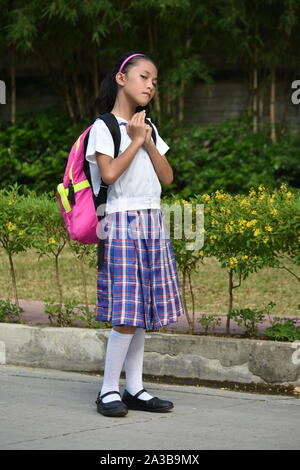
top-left (96, 209), bottom-right (185, 330)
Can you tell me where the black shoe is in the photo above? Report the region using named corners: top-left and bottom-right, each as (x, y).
top-left (122, 388), bottom-right (174, 412)
top-left (95, 391), bottom-right (128, 417)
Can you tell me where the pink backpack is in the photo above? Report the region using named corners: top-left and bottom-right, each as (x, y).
top-left (57, 123), bottom-right (97, 244)
top-left (57, 112), bottom-right (156, 266)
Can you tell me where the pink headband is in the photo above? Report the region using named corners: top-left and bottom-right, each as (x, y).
top-left (118, 53), bottom-right (145, 73)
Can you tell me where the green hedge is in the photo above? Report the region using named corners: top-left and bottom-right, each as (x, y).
top-left (1, 109), bottom-right (300, 197)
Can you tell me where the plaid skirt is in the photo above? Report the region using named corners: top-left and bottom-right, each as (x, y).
top-left (96, 208), bottom-right (185, 330)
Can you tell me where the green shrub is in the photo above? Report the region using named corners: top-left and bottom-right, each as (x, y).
top-left (0, 299), bottom-right (23, 323)
top-left (0, 108), bottom-right (89, 195)
top-left (264, 318), bottom-right (300, 342)
top-left (161, 113), bottom-right (300, 198)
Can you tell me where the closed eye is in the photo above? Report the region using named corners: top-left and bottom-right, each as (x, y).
top-left (141, 75), bottom-right (157, 87)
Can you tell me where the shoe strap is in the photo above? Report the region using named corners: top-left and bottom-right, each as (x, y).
top-left (100, 390), bottom-right (121, 399)
top-left (134, 388), bottom-right (148, 399)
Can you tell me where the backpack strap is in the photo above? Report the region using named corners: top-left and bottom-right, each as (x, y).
top-left (145, 117), bottom-right (157, 146)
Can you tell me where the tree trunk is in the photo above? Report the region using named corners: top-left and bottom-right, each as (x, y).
top-left (74, 74), bottom-right (84, 119)
top-left (226, 268), bottom-right (233, 335)
top-left (258, 86), bottom-right (264, 125)
top-left (54, 254), bottom-right (63, 320)
top-left (153, 87), bottom-right (161, 127)
top-left (178, 79), bottom-right (185, 123)
top-left (79, 259), bottom-right (89, 311)
top-left (11, 47), bottom-right (16, 124)
top-left (252, 59), bottom-right (258, 133)
top-left (270, 67), bottom-right (277, 143)
top-left (7, 251), bottom-right (22, 322)
top-left (63, 76), bottom-right (75, 122)
top-left (188, 271), bottom-right (195, 334)
top-left (93, 54), bottom-right (99, 100)
top-left (182, 269), bottom-right (193, 334)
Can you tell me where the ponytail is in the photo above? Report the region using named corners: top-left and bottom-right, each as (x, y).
top-left (95, 71), bottom-right (117, 115)
top-left (95, 51), bottom-right (156, 115)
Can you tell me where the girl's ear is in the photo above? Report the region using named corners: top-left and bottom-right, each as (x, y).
top-left (115, 71), bottom-right (126, 87)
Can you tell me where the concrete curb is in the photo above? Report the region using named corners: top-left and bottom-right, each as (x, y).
top-left (0, 323), bottom-right (300, 387)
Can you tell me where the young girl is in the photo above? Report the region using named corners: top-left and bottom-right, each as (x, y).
top-left (85, 51), bottom-right (185, 417)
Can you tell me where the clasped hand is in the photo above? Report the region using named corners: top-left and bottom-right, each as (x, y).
top-left (126, 110), bottom-right (153, 148)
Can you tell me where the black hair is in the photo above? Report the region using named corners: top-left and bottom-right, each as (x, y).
top-left (95, 51), bottom-right (156, 115)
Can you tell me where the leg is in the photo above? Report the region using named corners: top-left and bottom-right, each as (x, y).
top-left (100, 326), bottom-right (135, 403)
top-left (124, 327), bottom-right (153, 400)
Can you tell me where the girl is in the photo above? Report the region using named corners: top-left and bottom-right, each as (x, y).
top-left (85, 51), bottom-right (185, 417)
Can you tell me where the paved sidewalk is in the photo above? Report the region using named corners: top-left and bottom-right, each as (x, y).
top-left (0, 364), bottom-right (299, 450)
top-left (12, 299), bottom-right (300, 335)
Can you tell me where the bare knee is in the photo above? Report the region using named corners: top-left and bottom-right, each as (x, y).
top-left (113, 325), bottom-right (137, 334)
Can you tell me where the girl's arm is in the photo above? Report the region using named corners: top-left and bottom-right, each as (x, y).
top-left (143, 140), bottom-right (173, 186)
top-left (96, 138), bottom-right (143, 185)
top-left (96, 112), bottom-right (147, 185)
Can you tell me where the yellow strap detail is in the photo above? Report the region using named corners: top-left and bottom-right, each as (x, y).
top-left (69, 162), bottom-right (73, 181)
top-left (57, 183), bottom-right (71, 213)
top-left (74, 180), bottom-right (90, 192)
top-left (75, 135), bottom-right (81, 154)
top-left (57, 180), bottom-right (90, 213)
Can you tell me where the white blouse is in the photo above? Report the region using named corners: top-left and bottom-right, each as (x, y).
top-left (85, 115), bottom-right (170, 215)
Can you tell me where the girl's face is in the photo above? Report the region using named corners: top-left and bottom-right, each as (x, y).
top-left (118, 59), bottom-right (158, 107)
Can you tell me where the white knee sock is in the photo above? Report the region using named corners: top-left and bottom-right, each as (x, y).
top-left (124, 327), bottom-right (153, 401)
top-left (100, 329), bottom-right (134, 403)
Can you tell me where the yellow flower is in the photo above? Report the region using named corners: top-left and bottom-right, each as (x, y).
top-left (48, 238), bottom-right (57, 244)
top-left (280, 183), bottom-right (288, 192)
top-left (199, 250), bottom-right (204, 256)
top-left (211, 218), bottom-right (218, 226)
top-left (265, 225), bottom-right (273, 232)
top-left (242, 255), bottom-right (248, 260)
top-left (258, 193), bottom-right (265, 200)
top-left (8, 199), bottom-right (15, 205)
top-left (228, 257), bottom-right (238, 268)
top-left (251, 210), bottom-right (257, 215)
top-left (240, 198), bottom-right (250, 207)
top-left (238, 219), bottom-right (247, 226)
top-left (285, 191), bottom-right (293, 201)
top-left (253, 228), bottom-right (260, 237)
top-left (246, 219), bottom-right (257, 227)
top-left (262, 236), bottom-right (269, 244)
top-left (6, 221), bottom-right (16, 231)
top-left (249, 189), bottom-right (256, 198)
top-left (214, 190), bottom-right (226, 200)
top-left (270, 208), bottom-right (277, 216)
top-left (209, 235), bottom-right (217, 244)
top-left (225, 223), bottom-right (233, 232)
top-left (258, 184), bottom-right (265, 192)
top-left (202, 194), bottom-right (211, 201)
top-left (18, 230), bottom-right (24, 236)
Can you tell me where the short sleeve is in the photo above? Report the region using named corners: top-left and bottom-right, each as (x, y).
top-left (149, 119), bottom-right (170, 156)
top-left (85, 118), bottom-right (115, 164)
